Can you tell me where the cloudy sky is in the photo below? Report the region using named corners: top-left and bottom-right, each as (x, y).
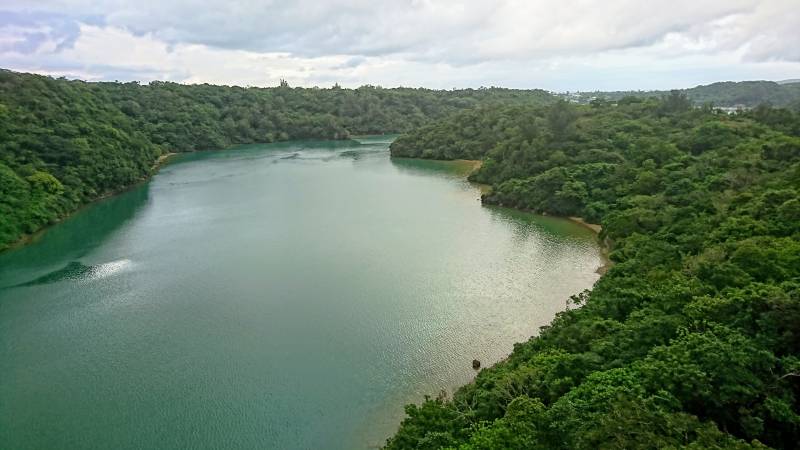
top-left (0, 0), bottom-right (798, 91)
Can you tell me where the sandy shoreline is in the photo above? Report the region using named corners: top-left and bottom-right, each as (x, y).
top-left (567, 217), bottom-right (613, 275)
top-left (152, 152), bottom-right (177, 170)
top-left (452, 159), bottom-right (492, 194)
top-left (449, 159), bottom-right (612, 276)
top-left (455, 159), bottom-right (482, 171)
top-left (567, 216), bottom-right (602, 234)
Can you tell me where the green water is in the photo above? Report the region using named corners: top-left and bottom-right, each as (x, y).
top-left (0, 138), bottom-right (601, 449)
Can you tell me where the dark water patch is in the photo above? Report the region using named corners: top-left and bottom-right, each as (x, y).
top-left (0, 185), bottom-right (148, 283)
top-left (13, 261), bottom-right (92, 286)
top-left (10, 259), bottom-right (133, 288)
top-left (0, 139), bottom-right (600, 450)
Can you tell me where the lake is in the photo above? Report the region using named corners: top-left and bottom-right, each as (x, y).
top-left (0, 138), bottom-right (602, 449)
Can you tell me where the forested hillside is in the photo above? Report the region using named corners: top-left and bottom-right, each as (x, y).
top-left (387, 94), bottom-right (800, 449)
top-left (0, 70), bottom-right (552, 250)
top-left (565, 80), bottom-right (800, 109)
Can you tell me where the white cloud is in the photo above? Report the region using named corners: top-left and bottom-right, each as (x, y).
top-left (0, 1), bottom-right (798, 89)
top-left (3, 23), bottom-right (358, 85)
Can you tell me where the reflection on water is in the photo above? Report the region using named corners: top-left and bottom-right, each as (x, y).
top-left (0, 139), bottom-right (601, 450)
top-left (13, 259), bottom-right (133, 287)
top-left (351, 135), bottom-right (398, 146)
top-left (390, 157), bottom-right (480, 179)
top-left (0, 184), bottom-right (149, 283)
top-left (176, 139), bottom-right (391, 167)
top-left (486, 206), bottom-right (594, 241)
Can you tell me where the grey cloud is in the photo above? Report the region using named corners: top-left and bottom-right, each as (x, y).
top-left (336, 56), bottom-right (367, 69)
top-left (1, 0), bottom-right (798, 90)
top-left (0, 10), bottom-right (86, 54)
top-left (0, 52), bottom-right (187, 82)
top-left (4, 1), bottom-right (799, 64)
top-left (739, 4), bottom-right (800, 62)
top-left (0, 1), bottom-right (759, 61)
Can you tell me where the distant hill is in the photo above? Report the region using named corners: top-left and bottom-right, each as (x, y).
top-left (565, 80), bottom-right (800, 109)
top-left (778, 79), bottom-right (800, 85)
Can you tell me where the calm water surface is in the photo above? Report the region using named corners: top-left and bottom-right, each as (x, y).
top-left (0, 138), bottom-right (601, 449)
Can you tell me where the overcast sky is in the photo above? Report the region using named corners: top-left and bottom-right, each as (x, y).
top-left (1, 1), bottom-right (798, 91)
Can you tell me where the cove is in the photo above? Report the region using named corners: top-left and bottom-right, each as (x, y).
top-left (0, 138), bottom-right (602, 449)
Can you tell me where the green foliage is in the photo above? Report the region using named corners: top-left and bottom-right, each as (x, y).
top-left (0, 69), bottom-right (552, 250)
top-left (4, 67), bottom-right (800, 447)
top-left (386, 97), bottom-right (800, 448)
top-left (570, 80), bottom-right (800, 109)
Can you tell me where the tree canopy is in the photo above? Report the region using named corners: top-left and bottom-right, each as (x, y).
top-left (387, 95), bottom-right (800, 449)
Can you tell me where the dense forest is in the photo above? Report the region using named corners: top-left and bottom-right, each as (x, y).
top-left (387, 94), bottom-right (800, 449)
top-left (562, 80), bottom-right (800, 109)
top-left (4, 69), bottom-right (800, 448)
top-left (0, 69), bottom-right (552, 250)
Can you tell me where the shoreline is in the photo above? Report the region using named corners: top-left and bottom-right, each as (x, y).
top-left (151, 152), bottom-right (177, 171)
top-left (455, 158), bottom-right (483, 172)
top-left (566, 216), bottom-right (613, 275)
top-left (567, 216), bottom-right (602, 234)
top-left (391, 157), bottom-right (615, 413)
top-left (480, 197), bottom-right (613, 275)
top-left (1, 151), bottom-right (177, 254)
top-left (447, 158), bottom-right (613, 276)
top-left (451, 159), bottom-right (492, 194)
